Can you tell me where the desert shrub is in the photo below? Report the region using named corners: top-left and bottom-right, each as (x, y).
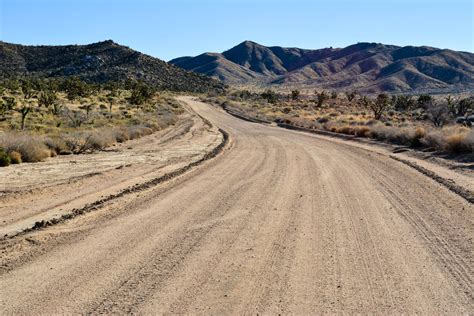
top-left (421, 130), bottom-right (445, 150)
top-left (261, 90), bottom-right (278, 104)
top-left (0, 134), bottom-right (51, 162)
top-left (44, 136), bottom-right (69, 155)
top-left (411, 127), bottom-right (426, 147)
top-left (0, 148), bottom-right (10, 166)
top-left (129, 126), bottom-right (153, 139)
top-left (129, 83), bottom-right (155, 105)
top-left (368, 125), bottom-right (421, 146)
top-left (9, 151), bottom-right (22, 164)
top-left (112, 128), bottom-right (130, 143)
top-left (369, 124), bottom-right (389, 140)
top-left (291, 90), bottom-right (300, 100)
top-left (393, 95), bottom-right (416, 111)
top-left (443, 128), bottom-right (473, 154)
top-left (426, 102), bottom-right (449, 127)
top-left (354, 126), bottom-right (371, 137)
top-left (315, 90), bottom-right (329, 107)
top-left (84, 130), bottom-right (117, 151)
top-left (337, 125), bottom-right (356, 135)
top-left (62, 132), bottom-right (89, 153)
top-left (346, 91), bottom-right (357, 102)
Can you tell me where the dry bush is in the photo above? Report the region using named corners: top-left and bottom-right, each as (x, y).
top-left (128, 126), bottom-right (153, 139)
top-left (369, 125), bottom-right (421, 146)
top-left (9, 151), bottom-right (22, 164)
top-left (62, 132), bottom-right (92, 154)
top-left (421, 130), bottom-right (445, 149)
top-left (86, 130), bottom-right (117, 151)
top-left (444, 129), bottom-right (473, 154)
top-left (112, 128), bottom-right (130, 143)
top-left (44, 136), bottom-right (70, 155)
top-left (354, 126), bottom-right (371, 137)
top-left (0, 133), bottom-right (51, 162)
top-left (337, 125), bottom-right (356, 135)
top-left (156, 113), bottom-right (177, 129)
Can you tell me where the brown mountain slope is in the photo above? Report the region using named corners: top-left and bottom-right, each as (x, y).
top-left (171, 52), bottom-right (264, 83)
top-left (170, 41), bottom-right (474, 93)
top-left (0, 40), bottom-right (225, 93)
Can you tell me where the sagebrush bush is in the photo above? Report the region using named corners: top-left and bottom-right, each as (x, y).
top-left (112, 128), bottom-right (130, 143)
top-left (87, 130), bottom-right (116, 151)
top-left (0, 133), bottom-right (51, 162)
top-left (444, 129), bottom-right (474, 154)
top-left (44, 136), bottom-right (69, 155)
top-left (421, 130), bottom-right (445, 149)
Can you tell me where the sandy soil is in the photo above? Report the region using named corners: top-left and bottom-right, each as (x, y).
top-left (0, 97), bottom-right (472, 314)
top-left (0, 106), bottom-right (222, 237)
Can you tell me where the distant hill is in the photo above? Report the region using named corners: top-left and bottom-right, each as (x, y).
top-left (170, 41), bottom-right (474, 94)
top-left (0, 40), bottom-right (225, 93)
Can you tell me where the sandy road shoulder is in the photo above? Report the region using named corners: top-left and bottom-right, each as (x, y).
top-left (0, 104), bottom-right (228, 239)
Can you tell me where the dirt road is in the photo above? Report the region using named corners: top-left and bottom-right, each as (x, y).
top-left (1, 97), bottom-right (472, 314)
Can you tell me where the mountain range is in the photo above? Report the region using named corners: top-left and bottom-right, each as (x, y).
top-left (0, 40), bottom-right (225, 93)
top-left (170, 41), bottom-right (474, 94)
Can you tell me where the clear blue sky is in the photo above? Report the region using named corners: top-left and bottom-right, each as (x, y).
top-left (1, 0), bottom-right (472, 61)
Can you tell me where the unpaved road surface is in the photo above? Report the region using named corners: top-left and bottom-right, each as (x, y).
top-left (0, 108), bottom-right (222, 237)
top-left (0, 97), bottom-right (473, 314)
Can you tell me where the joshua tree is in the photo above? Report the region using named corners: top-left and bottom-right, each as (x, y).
top-left (79, 103), bottom-right (95, 118)
top-left (393, 95), bottom-right (416, 111)
top-left (345, 90), bottom-right (357, 102)
top-left (107, 95), bottom-right (115, 114)
top-left (0, 96), bottom-right (16, 119)
top-left (456, 97), bottom-right (474, 117)
top-left (417, 94), bottom-right (433, 109)
top-left (64, 108), bottom-right (87, 128)
top-left (129, 83), bottom-right (154, 106)
top-left (291, 90), bottom-right (300, 101)
top-left (363, 94), bottom-right (391, 120)
top-left (38, 90), bottom-right (58, 109)
top-left (63, 77), bottom-right (91, 101)
top-left (20, 80), bottom-right (36, 100)
top-left (260, 89), bottom-right (278, 104)
top-left (17, 101), bottom-right (33, 130)
top-left (315, 90), bottom-right (328, 107)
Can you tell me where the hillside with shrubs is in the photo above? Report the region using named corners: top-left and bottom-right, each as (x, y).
top-left (203, 89), bottom-right (474, 157)
top-left (0, 77), bottom-right (184, 166)
top-left (0, 40), bottom-right (225, 93)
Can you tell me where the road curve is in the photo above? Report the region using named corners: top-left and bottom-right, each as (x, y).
top-left (0, 97), bottom-right (472, 314)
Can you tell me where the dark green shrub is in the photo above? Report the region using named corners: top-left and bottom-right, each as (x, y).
top-left (0, 148), bottom-right (11, 166)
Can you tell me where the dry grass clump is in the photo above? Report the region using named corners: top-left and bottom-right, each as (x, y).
top-left (0, 133), bottom-right (52, 162)
top-left (129, 125), bottom-right (153, 139)
top-left (354, 126), bottom-right (371, 137)
top-left (369, 125), bottom-right (421, 146)
top-left (443, 128), bottom-right (473, 154)
top-left (44, 136), bottom-right (70, 155)
top-left (0, 123), bottom-right (162, 165)
top-left (9, 151), bottom-right (22, 164)
top-left (319, 121), bottom-right (472, 154)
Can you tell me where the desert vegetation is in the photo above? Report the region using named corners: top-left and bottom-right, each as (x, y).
top-left (203, 89), bottom-right (474, 156)
top-left (0, 77), bottom-right (183, 166)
